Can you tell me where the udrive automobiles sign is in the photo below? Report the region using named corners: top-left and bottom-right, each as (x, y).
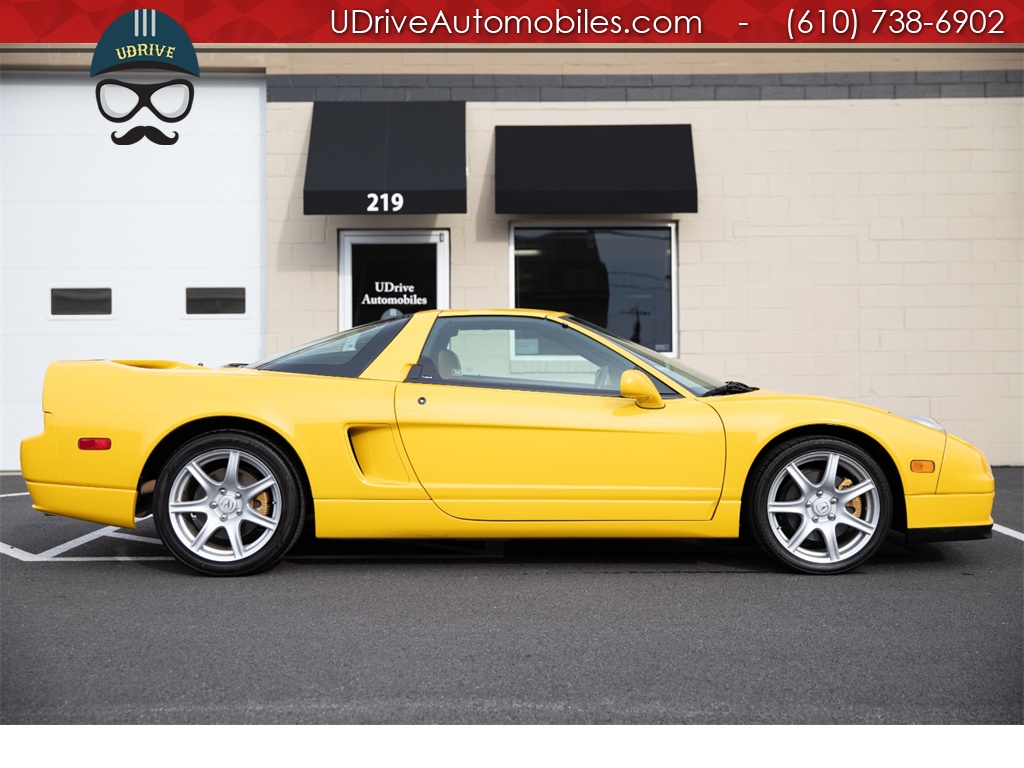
top-left (1, 0), bottom-right (1023, 44)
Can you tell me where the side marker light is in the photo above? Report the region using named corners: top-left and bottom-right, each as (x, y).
top-left (79, 438), bottom-right (112, 450)
top-left (910, 460), bottom-right (935, 473)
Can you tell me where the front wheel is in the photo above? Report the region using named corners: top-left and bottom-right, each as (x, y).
top-left (746, 437), bottom-right (892, 574)
top-left (153, 430), bottom-right (305, 576)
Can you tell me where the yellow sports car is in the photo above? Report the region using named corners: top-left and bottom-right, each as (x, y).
top-left (21, 309), bottom-right (994, 576)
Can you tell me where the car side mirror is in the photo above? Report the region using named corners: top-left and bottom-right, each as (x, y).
top-left (619, 370), bottom-right (665, 409)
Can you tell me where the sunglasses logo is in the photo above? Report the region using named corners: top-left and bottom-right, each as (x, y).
top-left (95, 79), bottom-right (194, 144)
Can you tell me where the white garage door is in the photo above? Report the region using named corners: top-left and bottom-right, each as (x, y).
top-left (1, 73), bottom-right (266, 470)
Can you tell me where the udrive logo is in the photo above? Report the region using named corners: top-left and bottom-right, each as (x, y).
top-left (90, 9), bottom-right (201, 146)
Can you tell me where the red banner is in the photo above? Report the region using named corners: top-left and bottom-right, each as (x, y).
top-left (2, 0), bottom-right (1023, 43)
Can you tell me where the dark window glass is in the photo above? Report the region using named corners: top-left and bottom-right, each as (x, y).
top-left (186, 287), bottom-right (246, 315)
top-left (514, 227), bottom-right (673, 353)
top-left (252, 315), bottom-right (410, 379)
top-left (51, 288), bottom-right (112, 315)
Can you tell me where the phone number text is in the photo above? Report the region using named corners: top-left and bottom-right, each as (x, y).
top-left (787, 8), bottom-right (1006, 41)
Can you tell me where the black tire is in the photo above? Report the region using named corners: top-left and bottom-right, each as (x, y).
top-left (746, 436), bottom-right (892, 574)
top-left (153, 430), bottom-right (306, 576)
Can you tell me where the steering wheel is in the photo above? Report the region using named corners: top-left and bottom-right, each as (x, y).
top-left (594, 365), bottom-right (610, 389)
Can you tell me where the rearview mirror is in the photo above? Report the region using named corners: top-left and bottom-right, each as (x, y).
top-left (620, 370), bottom-right (665, 409)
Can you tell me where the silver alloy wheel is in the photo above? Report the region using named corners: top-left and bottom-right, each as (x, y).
top-left (167, 447), bottom-right (281, 563)
top-left (765, 450), bottom-right (881, 566)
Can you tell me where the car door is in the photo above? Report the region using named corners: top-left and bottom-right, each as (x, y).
top-left (394, 315), bottom-right (725, 522)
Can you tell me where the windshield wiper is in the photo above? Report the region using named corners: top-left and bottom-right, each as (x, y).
top-left (702, 381), bottom-right (759, 397)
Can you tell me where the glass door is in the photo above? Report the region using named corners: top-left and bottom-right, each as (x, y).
top-left (339, 230), bottom-right (450, 329)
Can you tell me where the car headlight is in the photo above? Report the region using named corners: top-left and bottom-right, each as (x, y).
top-left (900, 413), bottom-right (945, 431)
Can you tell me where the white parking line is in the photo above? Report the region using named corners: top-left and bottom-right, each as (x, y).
top-left (2, 524), bottom-right (166, 562)
top-left (36, 526), bottom-right (122, 558)
top-left (0, 542), bottom-right (42, 561)
top-left (994, 524), bottom-right (1024, 542)
top-left (0, 543), bottom-right (173, 562)
top-left (29, 555), bottom-right (175, 562)
top-left (104, 530), bottom-right (163, 544)
top-left (0, 492), bottom-right (30, 498)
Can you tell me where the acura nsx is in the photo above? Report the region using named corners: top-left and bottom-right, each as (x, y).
top-left (20, 309), bottom-right (994, 576)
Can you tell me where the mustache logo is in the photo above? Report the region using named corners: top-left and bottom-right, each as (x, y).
top-left (110, 126), bottom-right (179, 145)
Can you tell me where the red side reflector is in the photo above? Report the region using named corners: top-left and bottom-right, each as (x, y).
top-left (78, 438), bottom-right (112, 451)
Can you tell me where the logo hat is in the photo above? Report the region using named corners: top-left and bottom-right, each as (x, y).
top-left (90, 9), bottom-right (200, 77)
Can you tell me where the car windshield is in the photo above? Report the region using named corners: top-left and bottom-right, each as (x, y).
top-left (566, 316), bottom-right (725, 396)
top-left (249, 315), bottom-right (410, 378)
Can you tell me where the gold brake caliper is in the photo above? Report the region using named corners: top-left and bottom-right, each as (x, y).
top-left (239, 469), bottom-right (272, 517)
top-left (253, 490), bottom-right (272, 516)
top-left (837, 477), bottom-right (862, 518)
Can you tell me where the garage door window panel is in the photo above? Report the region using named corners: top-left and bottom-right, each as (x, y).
top-left (50, 288), bottom-right (113, 316)
top-left (185, 287), bottom-right (246, 315)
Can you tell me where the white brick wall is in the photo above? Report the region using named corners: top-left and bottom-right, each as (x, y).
top-left (674, 97), bottom-right (1021, 465)
top-left (266, 96), bottom-right (1022, 465)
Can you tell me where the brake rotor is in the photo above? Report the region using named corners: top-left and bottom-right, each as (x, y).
top-left (837, 477), bottom-right (863, 518)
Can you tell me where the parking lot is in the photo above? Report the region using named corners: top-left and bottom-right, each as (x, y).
top-left (1, 468), bottom-right (1021, 725)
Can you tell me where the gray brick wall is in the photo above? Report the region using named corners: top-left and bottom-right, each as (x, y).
top-left (267, 70), bottom-right (1022, 102)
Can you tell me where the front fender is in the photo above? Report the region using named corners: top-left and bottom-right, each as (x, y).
top-left (706, 393), bottom-right (948, 503)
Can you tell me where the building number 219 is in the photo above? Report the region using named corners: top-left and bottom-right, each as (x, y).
top-left (367, 193), bottom-right (405, 212)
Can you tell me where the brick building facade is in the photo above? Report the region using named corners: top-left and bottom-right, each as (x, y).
top-left (1, 46), bottom-right (1021, 466)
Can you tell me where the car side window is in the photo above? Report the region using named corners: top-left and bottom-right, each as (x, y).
top-left (253, 316), bottom-right (409, 378)
top-left (409, 316), bottom-right (640, 396)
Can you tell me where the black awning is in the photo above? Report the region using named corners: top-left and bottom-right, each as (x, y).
top-left (495, 124), bottom-right (697, 214)
top-left (303, 102), bottom-right (466, 215)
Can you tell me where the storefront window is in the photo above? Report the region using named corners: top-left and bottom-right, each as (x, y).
top-left (513, 226), bottom-right (675, 354)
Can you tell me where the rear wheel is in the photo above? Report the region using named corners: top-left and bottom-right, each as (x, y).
top-left (747, 437), bottom-right (892, 574)
top-left (153, 431), bottom-right (305, 576)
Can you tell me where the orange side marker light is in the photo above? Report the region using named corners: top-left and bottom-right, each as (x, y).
top-left (910, 460), bottom-right (935, 473)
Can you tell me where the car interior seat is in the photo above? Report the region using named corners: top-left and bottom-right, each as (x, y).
top-left (437, 348), bottom-right (462, 379)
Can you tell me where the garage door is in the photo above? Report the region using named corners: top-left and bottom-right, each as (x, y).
top-left (0, 73), bottom-right (266, 470)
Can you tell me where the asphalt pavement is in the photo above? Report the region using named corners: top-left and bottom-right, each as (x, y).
top-left (1, 468), bottom-right (1021, 725)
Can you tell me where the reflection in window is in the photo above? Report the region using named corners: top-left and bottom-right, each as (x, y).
top-left (251, 316), bottom-right (410, 379)
top-left (186, 287), bottom-right (246, 315)
top-left (514, 227), bottom-right (674, 353)
top-left (50, 288), bottom-right (112, 316)
top-left (417, 315), bottom-right (635, 395)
